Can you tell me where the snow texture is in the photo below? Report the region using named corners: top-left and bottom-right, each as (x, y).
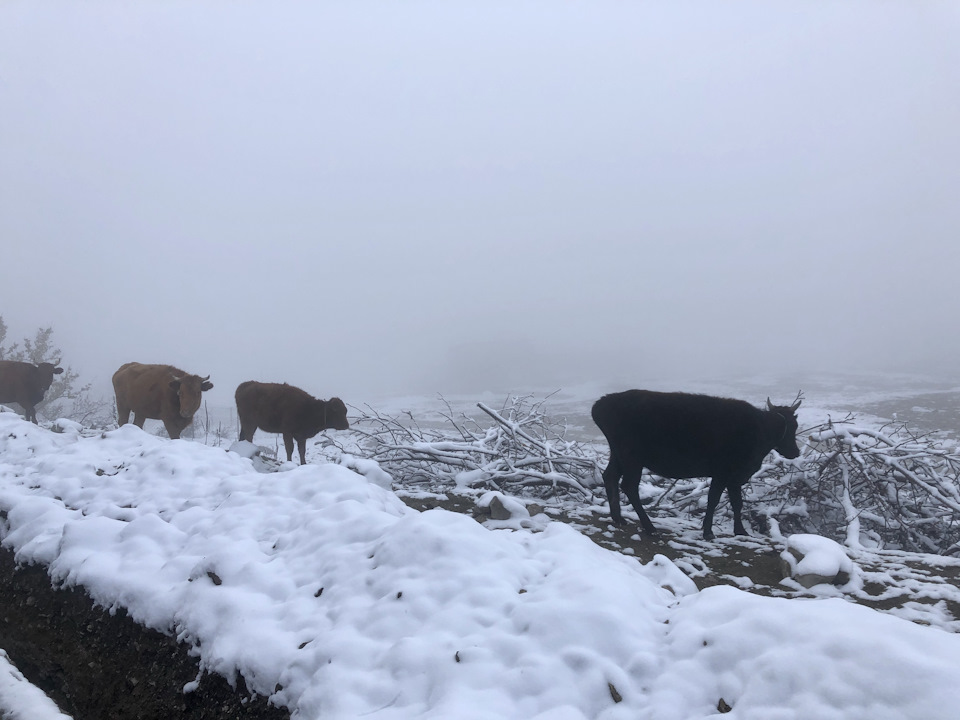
top-left (782, 533), bottom-right (856, 582)
top-left (2, 414), bottom-right (960, 719)
top-left (0, 650), bottom-right (73, 720)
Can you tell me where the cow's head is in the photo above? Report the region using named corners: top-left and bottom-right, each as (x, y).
top-left (169, 373), bottom-right (214, 418)
top-left (767, 396), bottom-right (802, 459)
top-left (324, 397), bottom-right (350, 431)
top-left (35, 360), bottom-right (64, 392)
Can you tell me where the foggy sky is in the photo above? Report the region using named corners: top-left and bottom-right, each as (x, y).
top-left (2, 0), bottom-right (959, 407)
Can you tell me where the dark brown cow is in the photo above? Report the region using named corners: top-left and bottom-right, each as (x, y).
top-left (113, 362), bottom-right (213, 439)
top-left (235, 381), bottom-right (349, 465)
top-left (0, 359), bottom-right (65, 423)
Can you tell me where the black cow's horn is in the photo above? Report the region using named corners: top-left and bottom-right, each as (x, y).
top-left (790, 398), bottom-right (802, 412)
top-left (766, 397), bottom-right (774, 411)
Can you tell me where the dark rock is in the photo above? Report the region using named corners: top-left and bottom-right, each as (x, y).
top-left (608, 682), bottom-right (622, 703)
top-left (488, 496), bottom-right (513, 520)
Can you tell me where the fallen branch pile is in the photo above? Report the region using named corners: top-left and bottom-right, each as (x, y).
top-left (350, 395), bottom-right (602, 501)
top-left (752, 417), bottom-right (960, 555)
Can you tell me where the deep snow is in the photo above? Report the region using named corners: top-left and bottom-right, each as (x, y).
top-left (2, 411), bottom-right (960, 719)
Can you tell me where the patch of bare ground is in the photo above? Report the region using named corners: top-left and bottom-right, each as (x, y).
top-left (0, 548), bottom-right (289, 720)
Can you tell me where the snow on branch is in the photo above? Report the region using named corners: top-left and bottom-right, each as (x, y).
top-left (350, 395), bottom-right (602, 501)
top-left (750, 416), bottom-right (960, 555)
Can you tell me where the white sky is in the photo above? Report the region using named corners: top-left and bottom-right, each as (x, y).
top-left (2, 1), bottom-right (959, 405)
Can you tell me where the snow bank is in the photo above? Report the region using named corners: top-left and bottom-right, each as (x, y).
top-left (2, 414), bottom-right (960, 720)
top-left (0, 650), bottom-right (72, 720)
top-left (656, 587), bottom-right (960, 720)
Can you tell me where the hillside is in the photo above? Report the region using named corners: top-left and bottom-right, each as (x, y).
top-left (2, 395), bottom-right (960, 718)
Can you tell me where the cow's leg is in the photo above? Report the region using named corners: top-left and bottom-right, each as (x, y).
top-left (703, 477), bottom-right (728, 540)
top-left (728, 482), bottom-right (748, 536)
top-left (622, 467), bottom-right (657, 536)
top-left (297, 438), bottom-right (307, 465)
top-left (24, 405), bottom-right (38, 424)
top-left (601, 452), bottom-right (625, 525)
top-left (163, 419), bottom-right (182, 440)
top-left (283, 433), bottom-right (295, 462)
top-left (116, 400), bottom-right (130, 427)
top-left (238, 418), bottom-right (256, 443)
top-left (133, 413), bottom-right (146, 429)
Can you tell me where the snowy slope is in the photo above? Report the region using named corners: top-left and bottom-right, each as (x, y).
top-left (1, 413), bottom-right (959, 719)
top-left (0, 650), bottom-right (72, 720)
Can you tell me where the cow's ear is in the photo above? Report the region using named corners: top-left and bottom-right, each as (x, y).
top-left (169, 380), bottom-right (181, 391)
top-left (201, 381), bottom-right (214, 392)
top-left (53, 367), bottom-right (64, 375)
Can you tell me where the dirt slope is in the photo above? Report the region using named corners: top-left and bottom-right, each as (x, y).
top-left (0, 549), bottom-right (288, 720)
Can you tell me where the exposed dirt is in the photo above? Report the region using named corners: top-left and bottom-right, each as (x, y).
top-left (0, 549), bottom-right (289, 720)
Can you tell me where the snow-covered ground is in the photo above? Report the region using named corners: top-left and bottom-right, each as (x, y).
top-left (3, 403), bottom-right (960, 719)
top-left (0, 650), bottom-right (72, 720)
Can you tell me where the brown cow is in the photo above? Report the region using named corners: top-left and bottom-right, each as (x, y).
top-left (113, 362), bottom-right (213, 439)
top-left (0, 359), bottom-right (65, 423)
top-left (235, 381), bottom-right (349, 465)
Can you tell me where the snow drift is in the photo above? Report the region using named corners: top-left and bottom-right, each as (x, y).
top-left (1, 414), bottom-right (959, 719)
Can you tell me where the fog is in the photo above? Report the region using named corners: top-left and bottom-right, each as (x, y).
top-left (2, 1), bottom-right (959, 408)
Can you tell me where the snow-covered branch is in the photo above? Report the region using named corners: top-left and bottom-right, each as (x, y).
top-left (350, 396), bottom-right (602, 501)
top-left (750, 417), bottom-right (960, 554)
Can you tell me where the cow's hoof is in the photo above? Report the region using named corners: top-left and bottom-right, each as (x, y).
top-left (703, 531), bottom-right (715, 541)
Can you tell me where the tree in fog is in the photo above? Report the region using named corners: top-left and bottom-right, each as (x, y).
top-left (0, 316), bottom-right (108, 424)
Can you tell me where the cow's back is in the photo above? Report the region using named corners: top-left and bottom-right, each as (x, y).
top-left (236, 381), bottom-right (312, 433)
top-left (592, 390), bottom-right (763, 477)
top-left (0, 361), bottom-right (30, 402)
top-left (113, 363), bottom-right (183, 416)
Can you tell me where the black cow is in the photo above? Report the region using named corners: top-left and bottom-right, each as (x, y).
top-left (0, 359), bottom-right (65, 423)
top-left (591, 390), bottom-right (801, 540)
